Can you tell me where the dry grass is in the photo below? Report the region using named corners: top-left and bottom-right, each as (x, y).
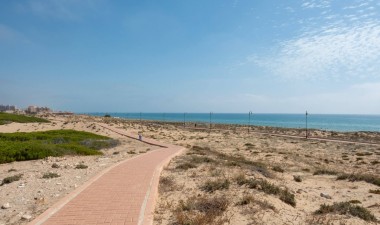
top-left (200, 179), bottom-right (230, 193)
top-left (315, 202), bottom-right (377, 222)
top-left (174, 195), bottom-right (230, 225)
top-left (159, 176), bottom-right (176, 193)
top-left (1, 174), bottom-right (23, 186)
top-left (337, 173), bottom-right (380, 187)
top-left (42, 172), bottom-right (60, 179)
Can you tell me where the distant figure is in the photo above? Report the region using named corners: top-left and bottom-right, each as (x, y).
top-left (138, 133), bottom-right (142, 141)
top-left (195, 124), bottom-right (197, 128)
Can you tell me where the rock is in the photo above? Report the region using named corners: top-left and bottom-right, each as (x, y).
top-left (320, 193), bottom-right (332, 199)
top-left (1, 203), bottom-right (10, 209)
top-left (21, 214), bottom-right (32, 220)
top-left (18, 183), bottom-right (25, 188)
top-left (297, 189), bottom-right (303, 194)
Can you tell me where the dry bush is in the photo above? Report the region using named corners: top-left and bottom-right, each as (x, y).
top-left (200, 179), bottom-right (230, 193)
top-left (159, 176), bottom-right (176, 193)
top-left (174, 195), bottom-right (229, 225)
top-left (315, 202), bottom-right (377, 222)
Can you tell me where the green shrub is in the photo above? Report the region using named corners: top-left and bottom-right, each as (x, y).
top-left (0, 130), bottom-right (116, 164)
top-left (0, 112), bottom-right (49, 125)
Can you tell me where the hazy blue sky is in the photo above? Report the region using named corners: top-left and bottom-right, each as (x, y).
top-left (1, 0), bottom-right (380, 114)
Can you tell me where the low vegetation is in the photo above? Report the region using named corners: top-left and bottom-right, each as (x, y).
top-left (315, 202), bottom-right (377, 222)
top-left (369, 189), bottom-right (380, 194)
top-left (75, 163), bottom-right (88, 169)
top-left (174, 196), bottom-right (229, 225)
top-left (1, 174), bottom-right (23, 186)
top-left (0, 112), bottom-right (49, 125)
top-left (42, 172), bottom-right (60, 179)
top-left (337, 173), bottom-right (380, 187)
top-left (313, 169), bottom-right (339, 176)
top-left (200, 179), bottom-right (230, 193)
top-left (236, 177), bottom-right (296, 207)
top-left (0, 130), bottom-right (118, 164)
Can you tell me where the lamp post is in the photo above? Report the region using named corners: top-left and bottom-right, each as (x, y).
top-left (248, 111), bottom-right (253, 133)
top-left (183, 112), bottom-right (186, 128)
top-left (305, 111), bottom-right (308, 139)
top-left (209, 112), bottom-right (213, 131)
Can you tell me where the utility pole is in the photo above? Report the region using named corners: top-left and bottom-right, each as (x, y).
top-left (209, 112), bottom-right (213, 131)
top-left (305, 111), bottom-right (308, 139)
top-left (183, 112), bottom-right (186, 128)
top-left (248, 111), bottom-right (253, 133)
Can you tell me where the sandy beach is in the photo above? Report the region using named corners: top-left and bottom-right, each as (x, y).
top-left (1, 114), bottom-right (379, 224)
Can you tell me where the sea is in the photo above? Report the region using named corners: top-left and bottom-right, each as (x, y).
top-left (86, 113), bottom-right (380, 132)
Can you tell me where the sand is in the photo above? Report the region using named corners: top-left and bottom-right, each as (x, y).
top-left (0, 115), bottom-right (158, 225)
top-left (1, 114), bottom-right (379, 225)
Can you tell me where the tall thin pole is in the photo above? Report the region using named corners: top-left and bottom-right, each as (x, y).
top-left (306, 111), bottom-right (308, 139)
top-left (248, 111), bottom-right (252, 133)
top-left (140, 112), bottom-right (142, 124)
top-left (209, 112), bottom-right (213, 130)
top-left (183, 112), bottom-right (186, 128)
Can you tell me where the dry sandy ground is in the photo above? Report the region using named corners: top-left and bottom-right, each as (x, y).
top-left (1, 115), bottom-right (380, 225)
top-left (0, 115), bottom-right (158, 225)
top-left (139, 122), bottom-right (380, 225)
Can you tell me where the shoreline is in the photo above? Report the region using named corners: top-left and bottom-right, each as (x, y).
top-left (80, 114), bottom-right (380, 145)
top-left (83, 112), bottom-right (380, 133)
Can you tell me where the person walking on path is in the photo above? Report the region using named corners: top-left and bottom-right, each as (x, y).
top-left (138, 133), bottom-right (143, 141)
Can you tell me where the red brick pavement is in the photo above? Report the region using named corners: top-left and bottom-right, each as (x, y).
top-left (29, 125), bottom-right (184, 225)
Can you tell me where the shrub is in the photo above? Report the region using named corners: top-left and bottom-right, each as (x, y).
top-left (176, 162), bottom-right (197, 170)
top-left (272, 166), bottom-right (284, 173)
top-left (236, 194), bottom-right (254, 206)
top-left (51, 163), bottom-right (60, 168)
top-left (293, 175), bottom-right (302, 182)
top-left (159, 176), bottom-right (176, 193)
top-left (42, 172), bottom-right (60, 179)
top-left (315, 202), bottom-right (377, 222)
top-left (75, 163), bottom-right (88, 169)
top-left (174, 196), bottom-right (229, 225)
top-left (245, 178), bottom-right (296, 207)
top-left (1, 174), bottom-right (23, 185)
top-left (0, 130), bottom-right (114, 164)
top-left (337, 173), bottom-right (380, 187)
top-left (313, 169), bottom-right (339, 176)
top-left (200, 179), bottom-right (230, 193)
top-left (369, 189), bottom-right (380, 194)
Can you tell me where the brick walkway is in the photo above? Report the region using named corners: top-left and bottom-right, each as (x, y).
top-left (29, 125), bottom-right (184, 225)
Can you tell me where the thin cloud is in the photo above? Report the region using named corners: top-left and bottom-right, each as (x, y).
top-left (16, 0), bottom-right (104, 20)
top-left (0, 24), bottom-right (30, 44)
top-left (250, 1), bottom-right (380, 80)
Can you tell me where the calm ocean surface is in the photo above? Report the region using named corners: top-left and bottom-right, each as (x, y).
top-left (86, 113), bottom-right (380, 132)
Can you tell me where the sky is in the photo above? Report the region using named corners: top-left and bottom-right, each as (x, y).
top-left (1, 0), bottom-right (380, 114)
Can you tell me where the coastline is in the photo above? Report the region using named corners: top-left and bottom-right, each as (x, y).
top-left (85, 112), bottom-right (380, 132)
top-left (0, 113), bottom-right (379, 224)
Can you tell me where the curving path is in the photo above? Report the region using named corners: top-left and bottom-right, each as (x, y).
top-left (29, 124), bottom-right (184, 225)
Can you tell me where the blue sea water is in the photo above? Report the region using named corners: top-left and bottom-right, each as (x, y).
top-left (86, 113), bottom-right (380, 132)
